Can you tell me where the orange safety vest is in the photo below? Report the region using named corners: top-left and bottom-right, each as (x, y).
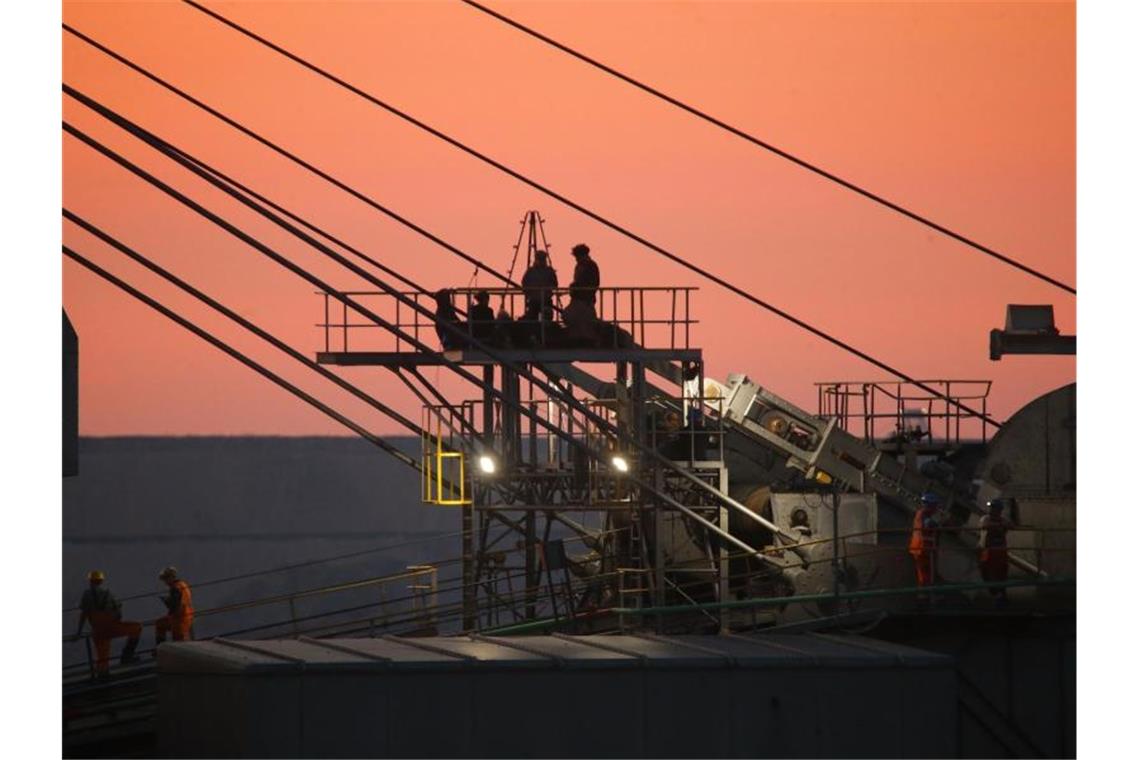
top-left (908, 507), bottom-right (937, 555)
top-left (169, 580), bottom-right (194, 619)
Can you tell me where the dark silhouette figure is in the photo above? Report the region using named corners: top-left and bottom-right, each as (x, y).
top-left (522, 250), bottom-right (559, 323)
top-left (72, 570), bottom-right (141, 677)
top-left (978, 498), bottom-right (1015, 606)
top-left (156, 566), bottom-right (194, 644)
top-left (434, 289), bottom-right (462, 350)
top-left (564, 243), bottom-right (600, 344)
top-left (569, 243), bottom-right (599, 306)
top-left (468, 290), bottom-right (496, 344)
top-left (494, 308), bottom-right (515, 348)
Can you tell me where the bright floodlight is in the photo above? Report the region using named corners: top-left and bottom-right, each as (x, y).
top-left (611, 454), bottom-right (630, 473)
top-left (477, 455), bottom-right (497, 475)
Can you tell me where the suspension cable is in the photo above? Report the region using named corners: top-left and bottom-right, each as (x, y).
top-left (62, 22), bottom-right (516, 291)
top-left (61, 118), bottom-right (785, 565)
top-left (62, 245), bottom-right (415, 467)
top-left (156, 7), bottom-right (1008, 426)
top-left (64, 210), bottom-right (422, 435)
top-left (64, 88), bottom-right (994, 557)
top-left (457, 0), bottom-right (1075, 296)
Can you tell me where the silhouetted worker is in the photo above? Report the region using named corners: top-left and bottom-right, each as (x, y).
top-left (521, 250), bottom-right (558, 323)
top-left (72, 570), bottom-right (142, 677)
top-left (494, 307), bottom-right (515, 348)
top-left (978, 497), bottom-right (1014, 605)
top-left (564, 243), bottom-right (600, 343)
top-left (468, 290), bottom-right (495, 343)
top-left (155, 566), bottom-right (194, 645)
top-left (909, 492), bottom-right (942, 591)
top-left (569, 243), bottom-right (599, 306)
top-left (433, 288), bottom-right (463, 350)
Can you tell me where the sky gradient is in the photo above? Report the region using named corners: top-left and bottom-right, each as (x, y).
top-left (62, 0), bottom-right (1075, 436)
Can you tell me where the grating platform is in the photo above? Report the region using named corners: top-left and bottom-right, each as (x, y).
top-left (316, 348), bottom-right (702, 367)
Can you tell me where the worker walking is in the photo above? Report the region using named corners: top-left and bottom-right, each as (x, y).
top-left (521, 250), bottom-right (558, 323)
top-left (155, 566), bottom-right (194, 645)
top-left (909, 492), bottom-right (942, 591)
top-left (72, 570), bottom-right (141, 677)
top-left (978, 498), bottom-right (1014, 606)
top-left (563, 243), bottom-right (600, 344)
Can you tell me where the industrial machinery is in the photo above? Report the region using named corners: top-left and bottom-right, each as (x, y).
top-left (310, 210), bottom-right (1063, 632)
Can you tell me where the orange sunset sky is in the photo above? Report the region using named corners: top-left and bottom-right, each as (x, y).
top-left (62, 0), bottom-right (1075, 437)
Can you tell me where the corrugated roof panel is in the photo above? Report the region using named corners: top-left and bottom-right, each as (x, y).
top-left (472, 634), bottom-right (639, 669)
top-left (157, 633), bottom-right (952, 674)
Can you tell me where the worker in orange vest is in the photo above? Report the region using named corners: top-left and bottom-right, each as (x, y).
top-left (908, 492), bottom-right (943, 588)
top-left (978, 497), bottom-right (1014, 606)
top-left (71, 570), bottom-right (142, 678)
top-left (155, 566), bottom-right (194, 644)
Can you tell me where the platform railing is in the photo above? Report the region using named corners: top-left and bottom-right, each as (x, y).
top-left (316, 286), bottom-right (698, 354)
top-left (419, 394), bottom-right (725, 507)
top-left (815, 379), bottom-right (993, 447)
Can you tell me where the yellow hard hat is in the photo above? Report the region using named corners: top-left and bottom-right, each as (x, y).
top-left (87, 570), bottom-right (106, 582)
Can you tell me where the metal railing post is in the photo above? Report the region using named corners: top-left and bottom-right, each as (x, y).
top-left (84, 636), bottom-right (95, 681)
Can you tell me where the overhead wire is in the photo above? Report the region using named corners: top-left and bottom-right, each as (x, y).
top-left (62, 22), bottom-right (517, 291)
top-left (62, 245), bottom-right (410, 464)
top-left (457, 0), bottom-right (1075, 297)
top-left (61, 112), bottom-right (785, 565)
top-left (160, 5), bottom-right (1006, 428)
top-left (64, 209), bottom-right (422, 435)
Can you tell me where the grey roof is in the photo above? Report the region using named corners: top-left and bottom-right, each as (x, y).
top-left (158, 632), bottom-right (949, 675)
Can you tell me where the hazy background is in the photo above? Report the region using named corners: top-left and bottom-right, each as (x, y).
top-left (62, 436), bottom-right (456, 667)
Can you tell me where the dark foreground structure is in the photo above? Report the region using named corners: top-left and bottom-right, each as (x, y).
top-left (150, 614), bottom-right (1073, 759)
top-left (158, 633), bottom-right (956, 758)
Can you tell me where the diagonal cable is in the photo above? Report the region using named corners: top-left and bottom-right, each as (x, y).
top-left (62, 117), bottom-right (787, 566)
top-left (62, 245), bottom-right (413, 465)
top-left (63, 208), bottom-right (422, 438)
top-left (458, 0), bottom-right (1075, 296)
top-left (65, 20), bottom-right (1002, 429)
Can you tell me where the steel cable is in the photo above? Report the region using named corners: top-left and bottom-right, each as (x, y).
top-left (158, 5), bottom-right (1009, 427)
top-left (457, 0), bottom-right (1075, 296)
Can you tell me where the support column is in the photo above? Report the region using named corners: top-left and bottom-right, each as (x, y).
top-left (718, 467), bottom-right (730, 633)
top-left (463, 364), bottom-right (496, 631)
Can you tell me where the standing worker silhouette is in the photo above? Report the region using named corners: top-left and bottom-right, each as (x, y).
top-left (909, 492), bottom-right (943, 593)
top-left (433, 289), bottom-right (463, 350)
top-left (521, 250), bottom-right (559, 323)
top-left (155, 566), bottom-right (194, 645)
top-left (72, 570), bottom-right (141, 677)
top-left (468, 290), bottom-right (496, 343)
top-left (563, 243), bottom-right (600, 344)
top-left (978, 497), bottom-right (1014, 606)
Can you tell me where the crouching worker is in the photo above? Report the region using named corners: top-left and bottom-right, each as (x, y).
top-left (156, 566), bottom-right (194, 644)
top-left (73, 570), bottom-right (141, 677)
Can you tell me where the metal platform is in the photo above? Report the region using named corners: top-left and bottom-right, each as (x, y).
top-left (317, 347), bottom-right (701, 367)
